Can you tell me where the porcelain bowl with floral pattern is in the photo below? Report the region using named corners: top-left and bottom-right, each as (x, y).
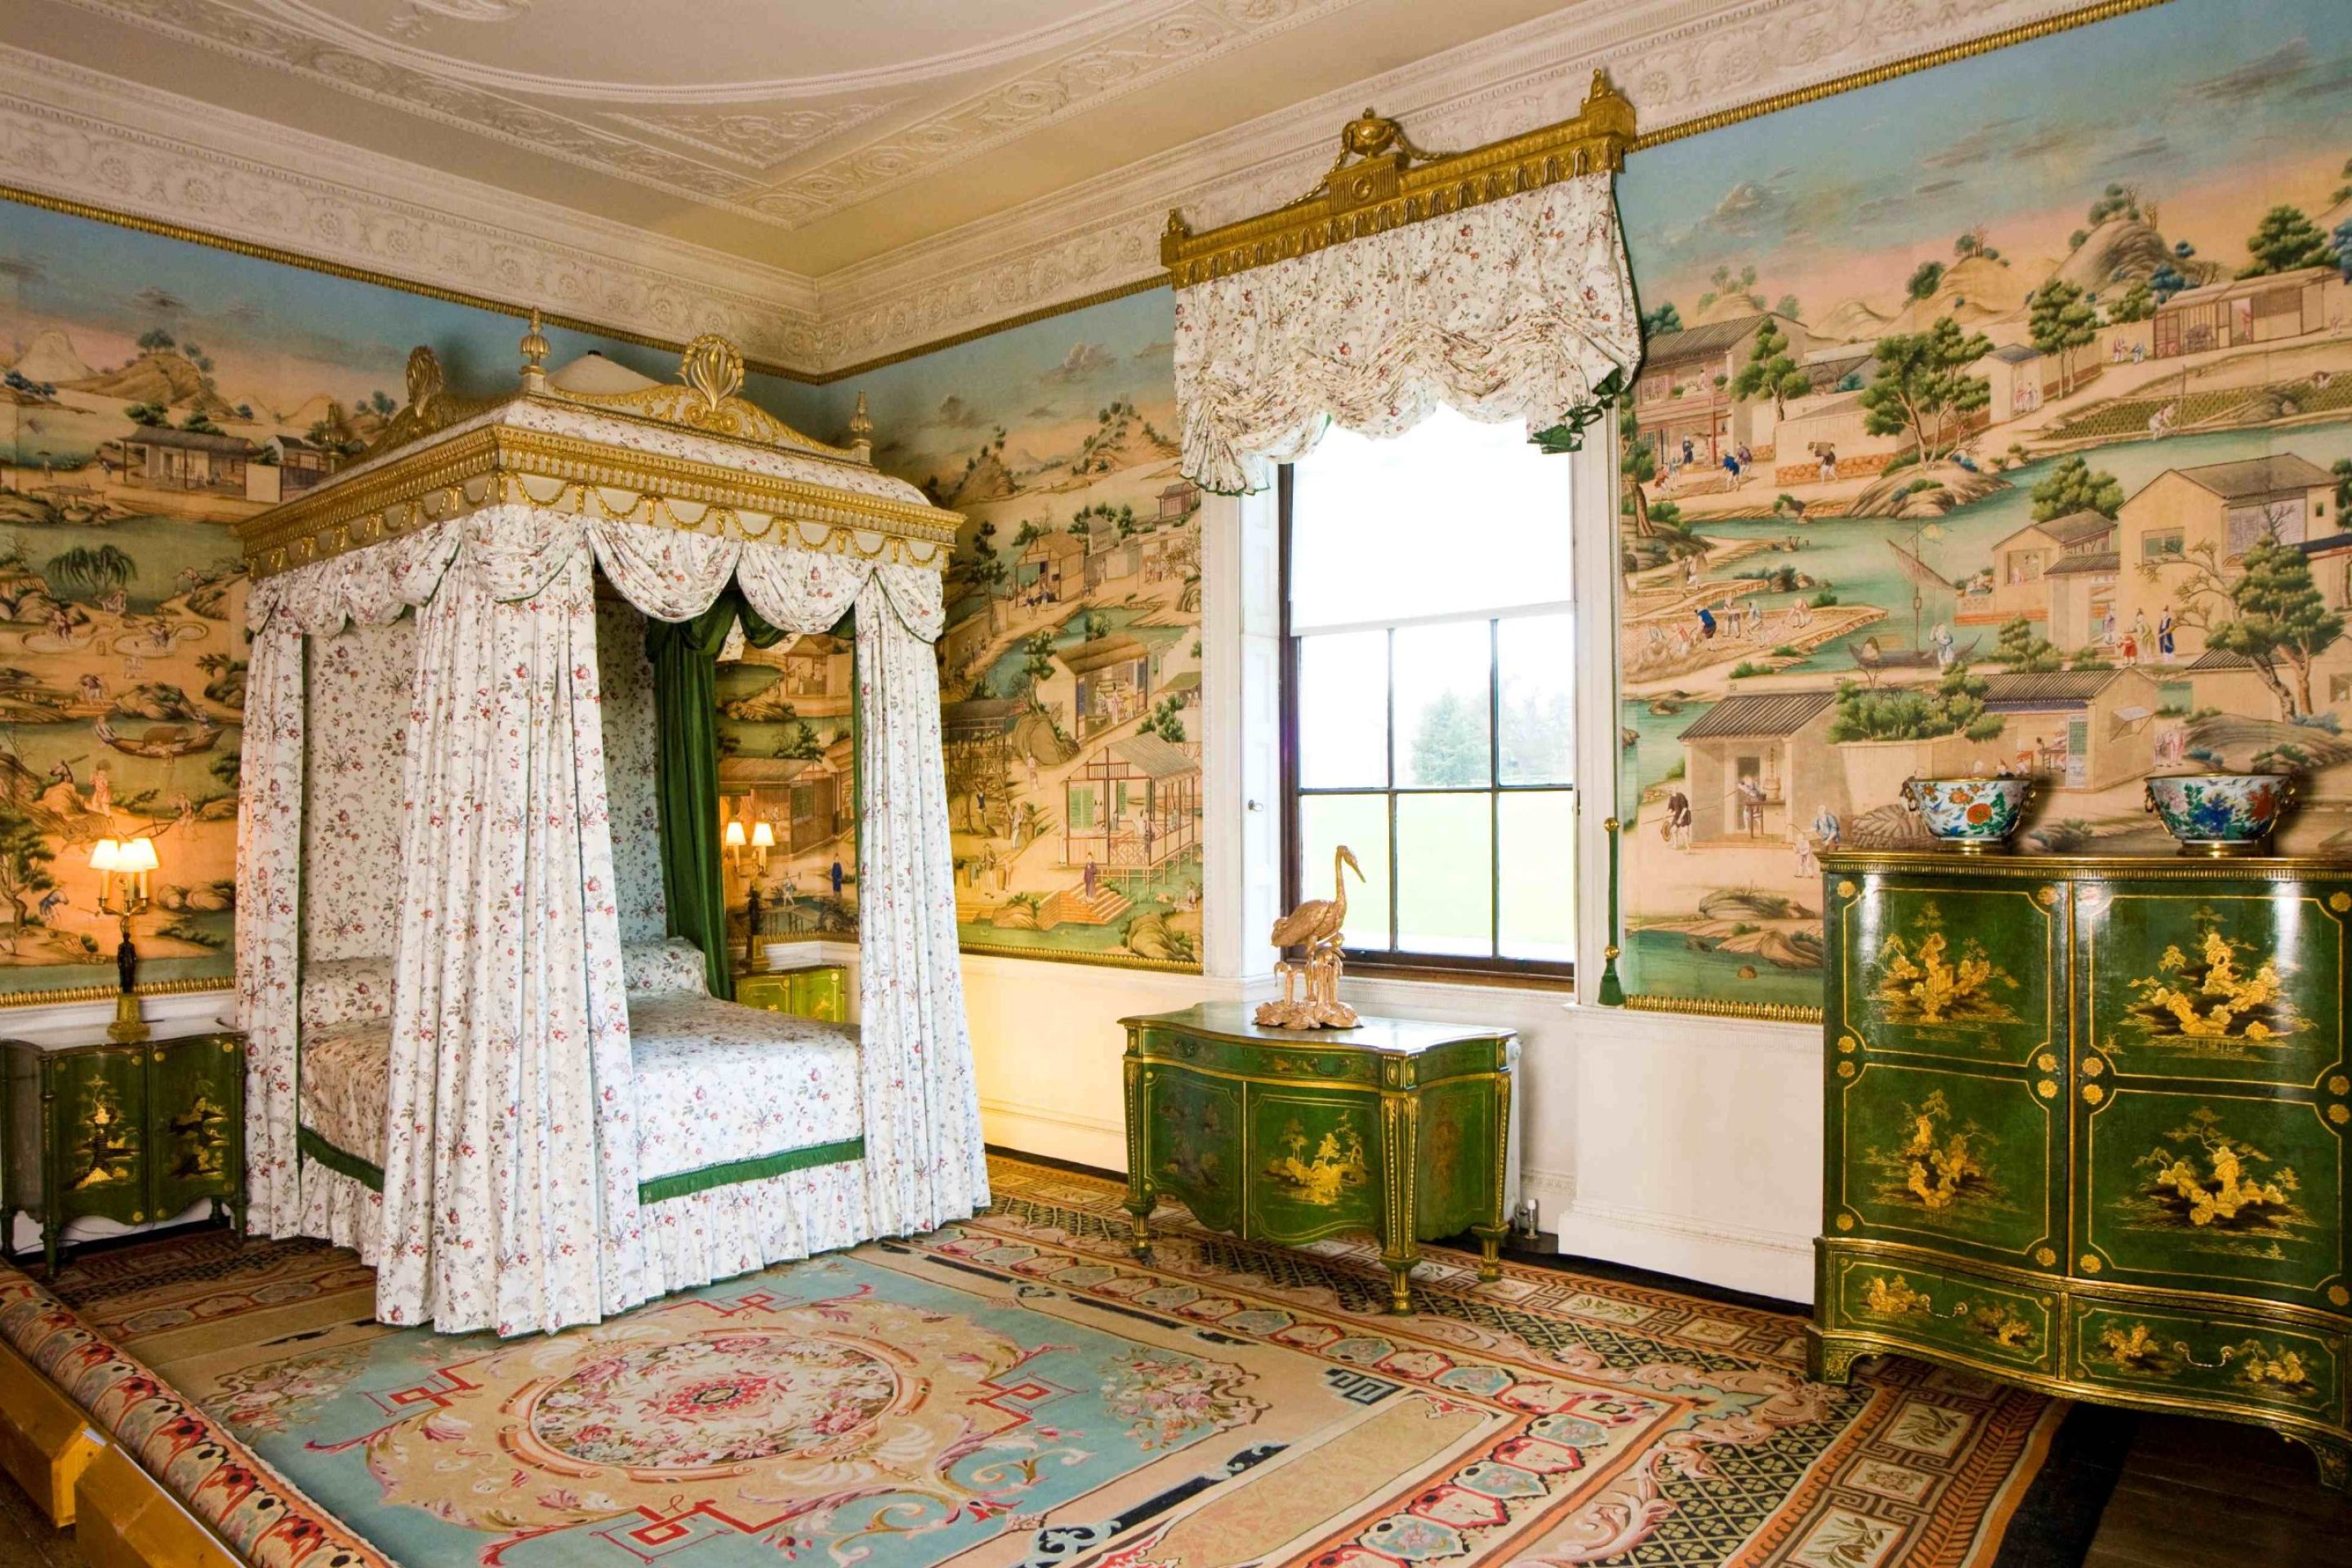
top-left (1901, 777), bottom-right (2032, 851)
top-left (2144, 773), bottom-right (2294, 855)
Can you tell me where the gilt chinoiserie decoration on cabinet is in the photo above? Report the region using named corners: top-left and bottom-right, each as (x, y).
top-left (1812, 853), bottom-right (2351, 1489)
top-left (1122, 1004), bottom-right (1514, 1315)
top-left (2, 1031), bottom-right (246, 1275)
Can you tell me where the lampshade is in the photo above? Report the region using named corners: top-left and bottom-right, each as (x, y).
top-left (88, 838), bottom-right (123, 872)
top-left (751, 822), bottom-right (775, 849)
top-left (117, 837), bottom-right (159, 873)
top-left (724, 820), bottom-right (747, 848)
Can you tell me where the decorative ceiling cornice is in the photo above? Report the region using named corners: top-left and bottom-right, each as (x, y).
top-left (51, 0), bottom-right (1386, 233)
top-left (1, 0), bottom-right (2162, 381)
top-left (0, 44), bottom-right (826, 372)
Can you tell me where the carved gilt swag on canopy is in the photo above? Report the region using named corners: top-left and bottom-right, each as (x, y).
top-left (1165, 72), bottom-right (1642, 494)
top-left (230, 327), bottom-right (986, 1336)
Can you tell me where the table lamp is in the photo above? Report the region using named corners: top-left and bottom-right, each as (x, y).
top-left (91, 836), bottom-right (158, 1045)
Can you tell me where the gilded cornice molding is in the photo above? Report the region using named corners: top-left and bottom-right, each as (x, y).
top-left (2, 1), bottom-right (2157, 378)
top-left (1159, 74), bottom-right (1637, 290)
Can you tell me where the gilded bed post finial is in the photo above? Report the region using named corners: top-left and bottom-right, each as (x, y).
top-left (519, 307), bottom-right (550, 393)
top-left (679, 333), bottom-right (746, 415)
top-left (849, 390), bottom-right (874, 465)
top-left (1160, 207), bottom-right (1193, 266)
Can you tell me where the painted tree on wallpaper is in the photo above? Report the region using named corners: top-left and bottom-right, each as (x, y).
top-left (1615, 0), bottom-right (2352, 1009)
top-left (795, 295), bottom-right (1203, 967)
top-left (0, 203), bottom-right (675, 995)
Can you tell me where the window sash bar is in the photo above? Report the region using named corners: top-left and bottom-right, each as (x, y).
top-left (1290, 599), bottom-right (1577, 640)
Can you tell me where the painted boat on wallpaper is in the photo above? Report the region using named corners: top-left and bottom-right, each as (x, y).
top-left (93, 717), bottom-right (221, 757)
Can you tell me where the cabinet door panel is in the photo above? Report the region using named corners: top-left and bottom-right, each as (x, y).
top-left (1142, 1067), bottom-right (1242, 1235)
top-left (1414, 1076), bottom-right (1499, 1240)
top-left (1243, 1089), bottom-right (1382, 1245)
top-left (48, 1049), bottom-right (145, 1226)
top-left (2078, 1084), bottom-right (2345, 1306)
top-left (735, 974), bottom-right (791, 1013)
top-left (2079, 883), bottom-right (2348, 1089)
top-left (1835, 1062), bottom-right (2060, 1265)
top-left (147, 1036), bottom-right (238, 1219)
top-left (1835, 877), bottom-right (2059, 1067)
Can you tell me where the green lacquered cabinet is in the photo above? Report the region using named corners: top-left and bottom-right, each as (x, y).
top-left (2, 1031), bottom-right (245, 1274)
top-left (1121, 1003), bottom-right (1515, 1314)
top-left (1814, 853), bottom-right (2351, 1489)
top-left (734, 964), bottom-right (849, 1022)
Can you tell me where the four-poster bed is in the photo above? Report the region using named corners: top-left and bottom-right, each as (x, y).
top-left (231, 325), bottom-right (988, 1336)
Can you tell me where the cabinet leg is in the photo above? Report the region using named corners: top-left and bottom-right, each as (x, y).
top-left (1122, 1194), bottom-right (1153, 1259)
top-left (2297, 1434), bottom-right (2350, 1494)
top-left (1472, 1226), bottom-right (1506, 1282)
top-left (1384, 1259), bottom-right (1414, 1315)
top-left (1806, 1328), bottom-right (1861, 1386)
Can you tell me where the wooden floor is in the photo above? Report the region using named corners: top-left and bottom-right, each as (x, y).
top-left (0, 1459), bottom-right (87, 1568)
top-left (0, 1409), bottom-right (2339, 1566)
top-left (2079, 1414), bottom-right (2352, 1568)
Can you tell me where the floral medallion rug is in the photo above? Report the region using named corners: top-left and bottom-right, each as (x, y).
top-left (40, 1158), bottom-right (2066, 1568)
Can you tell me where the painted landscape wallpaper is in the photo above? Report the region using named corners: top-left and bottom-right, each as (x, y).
top-left (791, 291), bottom-right (1204, 967)
top-left (0, 203), bottom-right (681, 996)
top-left (1612, 0), bottom-right (2352, 1009)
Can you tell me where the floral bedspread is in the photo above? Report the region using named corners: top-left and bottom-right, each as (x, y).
top-left (627, 994), bottom-right (862, 1179)
top-left (301, 1017), bottom-right (393, 1167)
top-left (299, 987), bottom-right (862, 1183)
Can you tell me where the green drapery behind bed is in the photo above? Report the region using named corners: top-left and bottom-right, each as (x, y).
top-left (645, 594), bottom-right (790, 999)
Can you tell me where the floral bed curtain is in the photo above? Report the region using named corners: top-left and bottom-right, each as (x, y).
top-left (853, 564), bottom-right (988, 1232)
top-left (1171, 172), bottom-right (1642, 495)
top-left (237, 511), bottom-right (985, 1335)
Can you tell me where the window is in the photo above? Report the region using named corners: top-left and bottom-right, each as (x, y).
top-left (1282, 409), bottom-right (1578, 976)
top-left (2141, 528), bottom-right (2185, 562)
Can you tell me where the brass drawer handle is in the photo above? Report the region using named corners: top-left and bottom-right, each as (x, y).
top-left (2081, 1084), bottom-right (2105, 1105)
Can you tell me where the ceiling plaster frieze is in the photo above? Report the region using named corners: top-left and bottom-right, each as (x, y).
top-left (8, 0), bottom-right (2122, 379)
top-left (0, 45), bottom-right (826, 369)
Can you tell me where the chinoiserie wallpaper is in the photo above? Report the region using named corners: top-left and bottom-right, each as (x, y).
top-left (0, 199), bottom-right (698, 998)
top-left (788, 292), bottom-right (1205, 969)
top-left (1610, 0), bottom-right (2352, 1013)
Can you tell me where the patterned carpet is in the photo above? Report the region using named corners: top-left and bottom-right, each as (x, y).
top-left (38, 1157), bottom-right (2068, 1567)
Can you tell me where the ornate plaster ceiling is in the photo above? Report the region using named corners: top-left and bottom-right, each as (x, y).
top-left (0, 0), bottom-right (2114, 376)
top-left (6, 0), bottom-right (1573, 269)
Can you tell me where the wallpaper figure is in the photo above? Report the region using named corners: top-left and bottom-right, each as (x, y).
top-left (1614, 0), bottom-right (2352, 1010)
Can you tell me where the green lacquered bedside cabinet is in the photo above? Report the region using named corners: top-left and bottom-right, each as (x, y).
top-left (735, 963), bottom-right (849, 1022)
top-left (1814, 851), bottom-right (2352, 1489)
top-left (1121, 1002), bottom-right (1517, 1313)
top-left (2, 1029), bottom-right (245, 1275)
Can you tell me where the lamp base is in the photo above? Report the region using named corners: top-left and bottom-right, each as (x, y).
top-left (106, 987), bottom-right (149, 1045)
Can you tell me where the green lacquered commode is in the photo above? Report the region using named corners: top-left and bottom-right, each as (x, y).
top-left (734, 963), bottom-right (849, 1023)
top-left (1814, 852), bottom-right (2352, 1488)
top-left (2, 1029), bottom-right (246, 1275)
top-left (1120, 1003), bottom-right (1516, 1314)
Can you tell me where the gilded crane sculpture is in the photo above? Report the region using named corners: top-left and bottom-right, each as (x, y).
top-left (1255, 844), bottom-right (1365, 1030)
